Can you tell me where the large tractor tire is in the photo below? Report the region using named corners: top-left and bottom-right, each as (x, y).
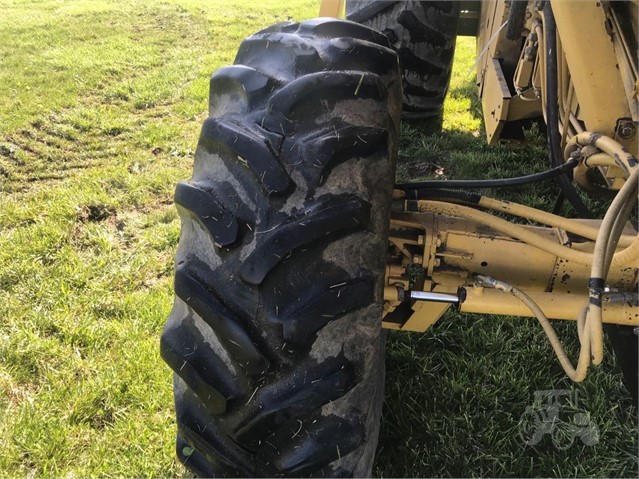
top-left (160, 18), bottom-right (402, 477)
top-left (605, 324), bottom-right (639, 406)
top-left (346, 0), bottom-right (460, 119)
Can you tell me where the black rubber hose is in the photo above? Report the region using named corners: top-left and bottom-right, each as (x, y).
top-left (403, 188), bottom-right (482, 204)
top-left (506, 0), bottom-right (528, 41)
top-left (542, 3), bottom-right (593, 218)
top-left (396, 158), bottom-right (578, 190)
top-left (551, 190), bottom-right (565, 214)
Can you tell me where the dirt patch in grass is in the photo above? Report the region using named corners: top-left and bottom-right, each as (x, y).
top-left (76, 203), bottom-right (117, 223)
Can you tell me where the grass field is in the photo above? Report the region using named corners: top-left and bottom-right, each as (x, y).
top-left (0, 0), bottom-right (637, 477)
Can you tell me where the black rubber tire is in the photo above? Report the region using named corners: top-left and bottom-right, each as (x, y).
top-left (160, 18), bottom-right (401, 477)
top-left (346, 0), bottom-right (460, 119)
top-left (605, 324), bottom-right (639, 407)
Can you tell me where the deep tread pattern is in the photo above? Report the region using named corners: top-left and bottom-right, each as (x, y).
top-left (173, 265), bottom-right (269, 375)
top-left (175, 385), bottom-right (253, 475)
top-left (236, 33), bottom-right (322, 82)
top-left (273, 417), bottom-right (364, 475)
top-left (229, 355), bottom-right (357, 447)
top-left (264, 71), bottom-right (387, 135)
top-left (174, 182), bottom-right (239, 247)
top-left (279, 278), bottom-right (375, 344)
top-left (176, 434), bottom-right (217, 477)
top-left (297, 18), bottom-right (392, 47)
top-left (346, 0), bottom-right (460, 119)
top-left (323, 37), bottom-right (399, 76)
top-left (208, 66), bottom-right (275, 116)
top-left (161, 315), bottom-right (243, 414)
top-left (239, 194), bottom-right (371, 285)
top-left (282, 126), bottom-right (388, 188)
top-left (202, 117), bottom-right (290, 194)
top-left (161, 18), bottom-right (401, 478)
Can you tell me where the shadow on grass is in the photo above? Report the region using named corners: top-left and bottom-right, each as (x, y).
top-left (373, 312), bottom-right (639, 478)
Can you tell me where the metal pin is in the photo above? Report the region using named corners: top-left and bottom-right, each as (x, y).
top-left (408, 290), bottom-right (461, 304)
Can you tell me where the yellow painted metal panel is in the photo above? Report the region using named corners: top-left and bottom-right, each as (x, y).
top-left (551, 1), bottom-right (631, 137)
top-left (460, 288), bottom-right (638, 326)
top-left (319, 0), bottom-right (344, 18)
top-left (482, 58), bottom-right (511, 144)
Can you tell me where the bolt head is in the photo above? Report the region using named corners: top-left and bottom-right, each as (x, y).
top-left (617, 120), bottom-right (636, 139)
top-left (621, 126), bottom-right (634, 138)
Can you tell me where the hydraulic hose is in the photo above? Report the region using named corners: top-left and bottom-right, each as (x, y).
top-left (406, 137), bottom-right (638, 383)
top-left (505, 0), bottom-right (528, 41)
top-left (396, 158), bottom-right (579, 190)
top-left (478, 196), bottom-right (635, 247)
top-left (565, 132), bottom-right (639, 177)
top-left (399, 188), bottom-right (482, 204)
top-left (573, 153), bottom-right (619, 197)
top-left (477, 275), bottom-right (592, 382)
top-left (581, 153), bottom-right (618, 169)
top-left (586, 168), bottom-right (639, 364)
top-left (542, 3), bottom-right (593, 218)
top-left (402, 189), bottom-right (635, 247)
top-left (412, 200), bottom-right (638, 267)
top-left (592, 169), bottom-right (638, 273)
top-left (414, 200), bottom-right (593, 264)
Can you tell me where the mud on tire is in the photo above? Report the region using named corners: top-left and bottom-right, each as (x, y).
top-left (346, 0), bottom-right (460, 119)
top-left (160, 18), bottom-right (402, 477)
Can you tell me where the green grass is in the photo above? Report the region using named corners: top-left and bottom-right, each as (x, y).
top-left (0, 1), bottom-right (636, 477)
